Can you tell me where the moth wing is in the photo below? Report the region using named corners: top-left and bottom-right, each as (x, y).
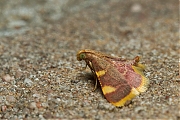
top-left (95, 64), bottom-right (140, 107)
top-left (110, 57), bottom-right (149, 93)
top-left (91, 55), bottom-right (148, 107)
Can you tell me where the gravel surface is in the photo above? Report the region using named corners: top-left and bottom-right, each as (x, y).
top-left (0, 0), bottom-right (179, 119)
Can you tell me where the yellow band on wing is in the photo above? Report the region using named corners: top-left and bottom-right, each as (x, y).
top-left (102, 86), bottom-right (116, 94)
top-left (111, 87), bottom-right (139, 107)
top-left (96, 70), bottom-right (106, 77)
top-left (132, 65), bottom-right (149, 93)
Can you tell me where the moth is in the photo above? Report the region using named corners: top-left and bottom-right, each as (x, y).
top-left (77, 49), bottom-right (149, 107)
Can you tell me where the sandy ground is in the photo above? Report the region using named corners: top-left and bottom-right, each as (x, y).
top-left (0, 0), bottom-right (179, 119)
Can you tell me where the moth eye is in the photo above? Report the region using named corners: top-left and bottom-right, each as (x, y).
top-left (79, 53), bottom-right (86, 60)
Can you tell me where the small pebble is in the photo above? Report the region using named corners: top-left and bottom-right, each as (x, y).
top-left (29, 102), bottom-right (37, 109)
top-left (2, 74), bottom-right (14, 82)
top-left (24, 78), bottom-right (33, 87)
top-left (131, 3), bottom-right (142, 13)
top-left (6, 95), bottom-right (16, 103)
top-left (32, 93), bottom-right (41, 98)
top-left (134, 106), bottom-right (145, 113)
top-left (1, 105), bottom-right (7, 112)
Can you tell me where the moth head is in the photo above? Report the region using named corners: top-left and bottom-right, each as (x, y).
top-left (77, 52), bottom-right (86, 61)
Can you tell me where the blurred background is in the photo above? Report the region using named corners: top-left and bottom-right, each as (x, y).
top-left (0, 0), bottom-right (102, 36)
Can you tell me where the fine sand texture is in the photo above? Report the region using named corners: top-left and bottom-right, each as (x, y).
top-left (0, 0), bottom-right (179, 119)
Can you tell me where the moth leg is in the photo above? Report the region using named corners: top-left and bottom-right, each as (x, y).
top-left (86, 61), bottom-right (93, 70)
top-left (87, 61), bottom-right (98, 91)
top-left (92, 76), bottom-right (98, 91)
top-left (80, 62), bottom-right (88, 71)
